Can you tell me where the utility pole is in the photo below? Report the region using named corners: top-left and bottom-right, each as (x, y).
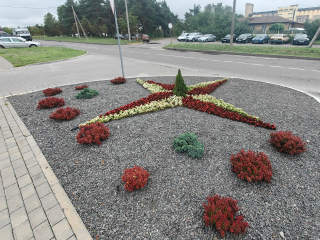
top-left (124, 0), bottom-right (131, 42)
top-left (230, 0), bottom-right (236, 46)
top-left (72, 6), bottom-right (80, 39)
top-left (308, 26), bottom-right (320, 48)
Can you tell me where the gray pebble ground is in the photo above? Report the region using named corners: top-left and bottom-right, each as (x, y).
top-left (8, 77), bottom-right (320, 239)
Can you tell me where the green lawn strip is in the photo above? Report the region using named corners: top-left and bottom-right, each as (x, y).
top-left (34, 37), bottom-right (130, 45)
top-left (315, 40), bottom-right (320, 45)
top-left (164, 43), bottom-right (320, 58)
top-left (0, 47), bottom-right (86, 67)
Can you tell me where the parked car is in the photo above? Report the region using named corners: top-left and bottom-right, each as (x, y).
top-left (178, 33), bottom-right (189, 41)
top-left (124, 34), bottom-right (135, 40)
top-left (252, 34), bottom-right (269, 44)
top-left (113, 34), bottom-right (124, 39)
top-left (198, 34), bottom-right (217, 42)
top-left (270, 34), bottom-right (289, 44)
top-left (185, 33), bottom-right (202, 42)
top-left (12, 28), bottom-right (32, 41)
top-left (0, 31), bottom-right (11, 37)
top-left (221, 34), bottom-right (237, 43)
top-left (0, 37), bottom-right (41, 48)
top-left (292, 34), bottom-right (309, 45)
top-left (141, 34), bottom-right (150, 42)
top-left (236, 33), bottom-right (253, 43)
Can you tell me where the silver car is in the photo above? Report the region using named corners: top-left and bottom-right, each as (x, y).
top-left (0, 37), bottom-right (41, 48)
top-left (185, 33), bottom-right (202, 42)
top-left (198, 34), bottom-right (217, 42)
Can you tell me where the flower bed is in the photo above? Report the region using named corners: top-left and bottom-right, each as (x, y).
top-left (187, 79), bottom-right (227, 95)
top-left (110, 77), bottom-right (126, 84)
top-left (43, 87), bottom-right (62, 96)
top-left (49, 107), bottom-right (80, 120)
top-left (37, 97), bottom-right (65, 109)
top-left (203, 194), bottom-right (249, 237)
top-left (75, 85), bottom-right (88, 90)
top-left (76, 122), bottom-right (110, 145)
top-left (269, 131), bottom-right (306, 154)
top-left (231, 149), bottom-right (273, 183)
top-left (121, 166), bottom-right (150, 192)
top-left (182, 96), bottom-right (276, 130)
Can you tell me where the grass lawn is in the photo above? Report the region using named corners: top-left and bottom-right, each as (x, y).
top-left (315, 40), bottom-right (320, 45)
top-left (0, 47), bottom-right (86, 67)
top-left (164, 43), bottom-right (320, 58)
top-left (34, 36), bottom-right (133, 45)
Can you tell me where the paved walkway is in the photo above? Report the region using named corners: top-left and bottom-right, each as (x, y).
top-left (0, 98), bottom-right (91, 240)
top-left (0, 56), bottom-right (14, 70)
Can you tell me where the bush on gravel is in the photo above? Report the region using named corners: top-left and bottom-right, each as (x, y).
top-left (110, 77), bottom-right (126, 84)
top-left (49, 107), bottom-right (80, 120)
top-left (75, 88), bottom-right (99, 99)
top-left (43, 87), bottom-right (62, 96)
top-left (121, 166), bottom-right (150, 192)
top-left (269, 131), bottom-right (307, 155)
top-left (37, 97), bottom-right (65, 109)
top-left (173, 132), bottom-right (204, 158)
top-left (76, 122), bottom-right (109, 145)
top-left (75, 85), bottom-right (88, 90)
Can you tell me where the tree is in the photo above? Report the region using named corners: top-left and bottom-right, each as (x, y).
top-left (118, 13), bottom-right (139, 34)
top-left (57, 0), bottom-right (78, 35)
top-left (173, 69), bottom-right (188, 97)
top-left (305, 19), bottom-right (320, 40)
top-left (3, 27), bottom-right (12, 35)
top-left (269, 23), bottom-right (285, 32)
top-left (80, 17), bottom-right (92, 37)
top-left (44, 13), bottom-right (57, 36)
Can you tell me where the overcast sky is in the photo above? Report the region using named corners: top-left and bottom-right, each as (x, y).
top-left (1, 0), bottom-right (319, 28)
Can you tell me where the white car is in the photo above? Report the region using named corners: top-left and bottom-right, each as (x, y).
top-left (0, 37), bottom-right (41, 48)
top-left (178, 33), bottom-right (189, 41)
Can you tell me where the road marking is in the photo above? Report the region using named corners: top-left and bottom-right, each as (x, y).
top-left (269, 65), bottom-right (283, 68)
top-left (252, 64), bottom-right (264, 66)
top-left (199, 58), bottom-right (208, 60)
top-left (312, 70), bottom-right (320, 72)
top-left (289, 67), bottom-right (305, 70)
top-left (145, 53), bottom-right (151, 54)
top-left (237, 62), bottom-right (248, 64)
top-left (223, 61), bottom-right (233, 63)
top-left (174, 56), bottom-right (195, 59)
top-left (211, 59), bottom-right (220, 62)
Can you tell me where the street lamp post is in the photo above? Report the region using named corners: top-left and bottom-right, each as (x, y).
top-left (230, 0), bottom-right (236, 46)
top-left (124, 0), bottom-right (131, 42)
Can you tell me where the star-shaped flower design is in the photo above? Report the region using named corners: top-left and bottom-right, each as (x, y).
top-left (81, 78), bottom-right (276, 130)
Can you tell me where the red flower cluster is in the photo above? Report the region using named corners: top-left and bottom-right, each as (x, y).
top-left (75, 85), bottom-right (88, 90)
top-left (110, 77), bottom-right (126, 84)
top-left (269, 131), bottom-right (306, 154)
top-left (49, 107), bottom-right (81, 120)
top-left (203, 194), bottom-right (249, 237)
top-left (76, 122), bottom-right (110, 145)
top-left (231, 149), bottom-right (273, 183)
top-left (43, 88), bottom-right (62, 96)
top-left (37, 97), bottom-right (65, 109)
top-left (146, 80), bottom-right (175, 90)
top-left (187, 79), bottom-right (227, 95)
top-left (182, 96), bottom-right (276, 130)
top-left (100, 92), bottom-right (173, 117)
top-left (121, 166), bottom-right (150, 192)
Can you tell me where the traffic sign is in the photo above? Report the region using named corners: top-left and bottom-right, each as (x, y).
top-left (168, 23), bottom-right (173, 29)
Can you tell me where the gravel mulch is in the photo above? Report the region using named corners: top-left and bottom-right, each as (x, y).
top-left (8, 77), bottom-right (320, 239)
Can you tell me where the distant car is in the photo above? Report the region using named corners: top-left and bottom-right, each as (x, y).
top-left (198, 34), bottom-right (217, 42)
top-left (124, 34), bottom-right (135, 40)
top-left (292, 34), bottom-right (309, 45)
top-left (141, 34), bottom-right (150, 42)
top-left (178, 33), bottom-right (189, 42)
top-left (0, 37), bottom-right (41, 48)
top-left (113, 34), bottom-right (124, 39)
top-left (221, 34), bottom-right (237, 43)
top-left (185, 33), bottom-right (202, 42)
top-left (236, 33), bottom-right (253, 43)
top-left (252, 34), bottom-right (269, 44)
top-left (0, 31), bottom-right (11, 37)
top-left (270, 34), bottom-right (289, 44)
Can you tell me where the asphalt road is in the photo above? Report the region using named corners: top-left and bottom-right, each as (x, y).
top-left (0, 38), bottom-right (319, 102)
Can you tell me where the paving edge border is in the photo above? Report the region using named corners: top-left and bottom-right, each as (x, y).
top-left (18, 52), bottom-right (90, 68)
top-left (2, 98), bottom-right (93, 240)
top-left (33, 39), bottom-right (143, 46)
top-left (165, 47), bottom-right (320, 61)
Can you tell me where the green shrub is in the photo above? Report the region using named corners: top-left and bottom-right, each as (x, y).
top-left (75, 88), bottom-right (99, 99)
top-left (172, 69), bottom-right (188, 97)
top-left (173, 132), bottom-right (204, 158)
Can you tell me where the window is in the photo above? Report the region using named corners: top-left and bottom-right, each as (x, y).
top-left (262, 26), bottom-right (266, 32)
top-left (11, 38), bottom-right (20, 42)
top-left (1, 38), bottom-right (11, 42)
top-left (251, 26), bottom-right (255, 31)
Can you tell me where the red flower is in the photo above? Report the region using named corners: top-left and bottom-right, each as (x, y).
top-left (43, 88), bottom-right (62, 96)
top-left (146, 80), bottom-right (175, 90)
top-left (110, 77), bottom-right (126, 84)
top-left (187, 79), bottom-right (227, 95)
top-left (76, 122), bottom-right (110, 145)
top-left (75, 85), bottom-right (88, 90)
top-left (121, 166), bottom-right (150, 192)
top-left (49, 107), bottom-right (80, 120)
top-left (269, 131), bottom-right (306, 154)
top-left (37, 97), bottom-right (65, 109)
top-left (203, 194), bottom-right (249, 237)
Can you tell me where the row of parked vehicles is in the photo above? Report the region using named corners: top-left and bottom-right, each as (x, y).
top-left (178, 33), bottom-right (310, 45)
top-left (113, 33), bottom-right (150, 42)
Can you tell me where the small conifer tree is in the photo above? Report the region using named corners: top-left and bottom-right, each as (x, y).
top-left (173, 69), bottom-right (188, 96)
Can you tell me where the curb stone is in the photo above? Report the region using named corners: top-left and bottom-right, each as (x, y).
top-left (165, 47), bottom-right (320, 61)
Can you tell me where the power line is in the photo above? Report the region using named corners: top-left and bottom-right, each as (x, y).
top-left (0, 5), bottom-right (57, 9)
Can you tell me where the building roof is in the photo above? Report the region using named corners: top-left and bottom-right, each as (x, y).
top-left (244, 15), bottom-right (298, 24)
top-left (299, 7), bottom-right (320, 11)
top-left (250, 6), bottom-right (320, 16)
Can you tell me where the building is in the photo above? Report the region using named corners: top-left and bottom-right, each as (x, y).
top-left (238, 15), bottom-right (305, 32)
top-left (248, 5), bottom-right (320, 23)
top-left (245, 3), bottom-right (254, 18)
top-left (277, 5), bottom-right (298, 21)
